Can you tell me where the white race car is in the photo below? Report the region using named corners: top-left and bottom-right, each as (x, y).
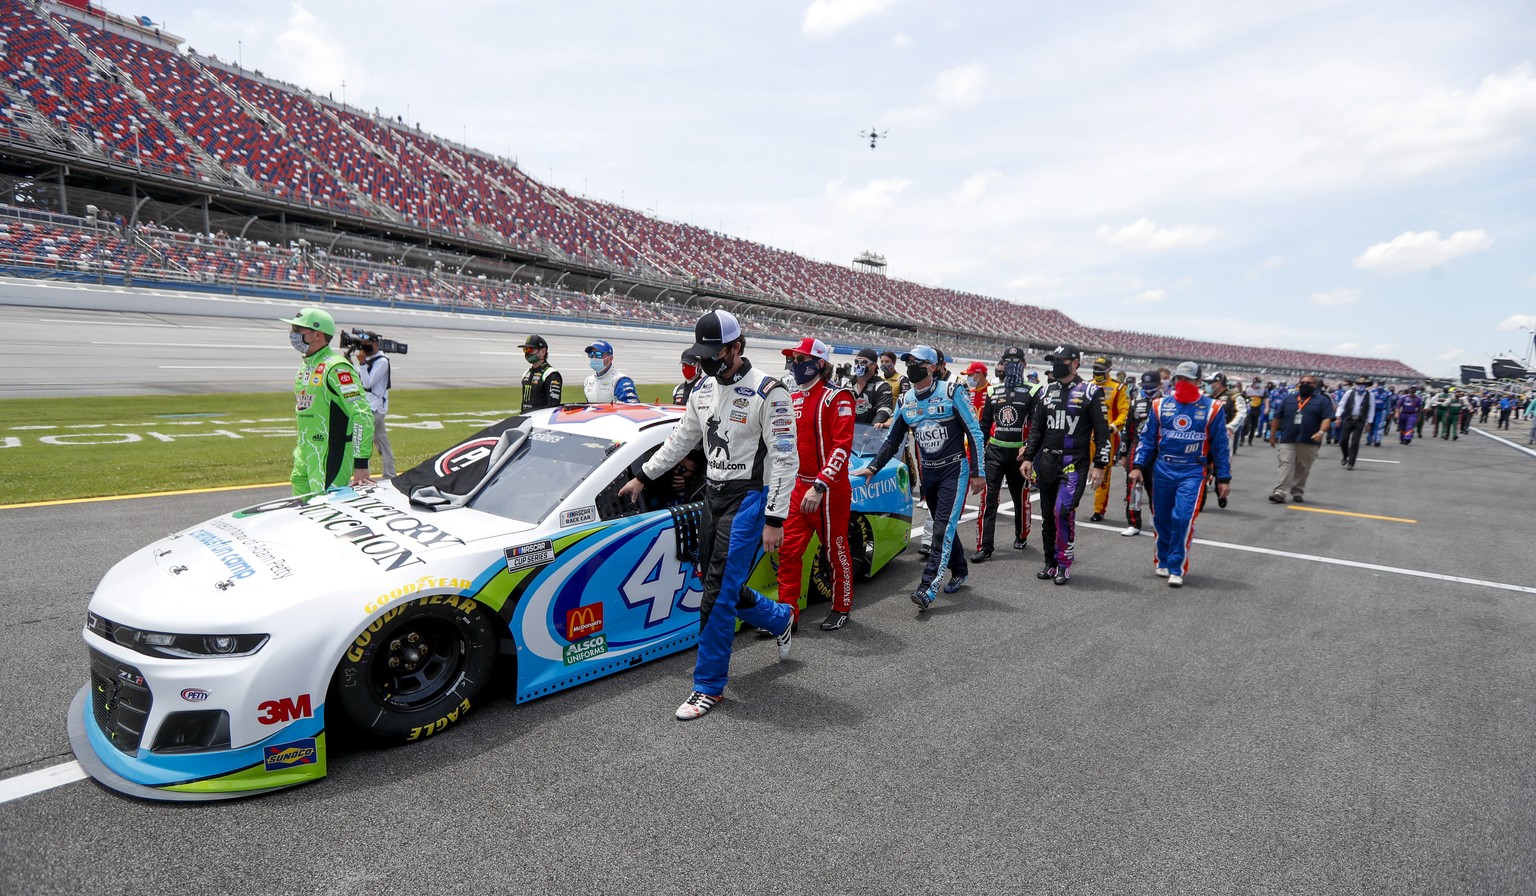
top-left (69, 404), bottom-right (912, 800)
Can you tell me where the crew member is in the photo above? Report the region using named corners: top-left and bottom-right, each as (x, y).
top-left (281, 307), bottom-right (373, 495)
top-left (617, 311), bottom-right (795, 720)
top-left (583, 340), bottom-right (640, 404)
top-left (776, 337), bottom-right (856, 632)
top-left (1021, 344), bottom-right (1112, 586)
top-left (352, 331), bottom-right (395, 479)
top-left (1438, 387), bottom-right (1463, 440)
top-left (848, 348), bottom-right (894, 427)
top-left (1204, 371), bottom-right (1246, 508)
top-left (1337, 375), bottom-right (1375, 468)
top-left (673, 354), bottom-right (702, 405)
top-left (1089, 357), bottom-right (1128, 522)
top-left (877, 350), bottom-right (909, 400)
top-left (1369, 381), bottom-right (1394, 446)
top-left (1130, 361), bottom-right (1232, 588)
top-left (1120, 370), bottom-right (1161, 537)
top-left (855, 345), bottom-right (985, 610)
top-left (973, 347), bottom-right (1037, 561)
top-left (1396, 387), bottom-right (1422, 444)
top-left (519, 334), bottom-right (562, 412)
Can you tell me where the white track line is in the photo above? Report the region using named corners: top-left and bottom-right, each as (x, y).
top-left (1355, 458), bottom-right (1400, 464)
top-left (1470, 427), bottom-right (1536, 459)
top-left (0, 761), bottom-right (86, 804)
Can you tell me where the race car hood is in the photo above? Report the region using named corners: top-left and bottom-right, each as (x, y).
top-left (88, 485), bottom-right (532, 631)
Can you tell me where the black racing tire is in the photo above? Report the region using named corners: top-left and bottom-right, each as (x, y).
top-left (332, 595), bottom-right (499, 744)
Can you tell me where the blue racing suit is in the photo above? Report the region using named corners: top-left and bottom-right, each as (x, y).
top-left (1396, 393), bottom-right (1422, 444)
top-left (1133, 394), bottom-right (1232, 575)
top-left (867, 378), bottom-right (986, 599)
top-left (1369, 386), bottom-right (1393, 445)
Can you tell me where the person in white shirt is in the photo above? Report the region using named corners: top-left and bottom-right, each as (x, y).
top-left (581, 340), bottom-right (640, 404)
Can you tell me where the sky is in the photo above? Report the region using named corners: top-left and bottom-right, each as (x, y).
top-left (137, 0), bottom-right (1536, 376)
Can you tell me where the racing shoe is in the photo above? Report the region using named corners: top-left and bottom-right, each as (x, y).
top-left (675, 691), bottom-right (723, 720)
top-left (971, 548), bottom-right (992, 563)
top-left (819, 610), bottom-right (850, 631)
top-left (1155, 567), bottom-right (1170, 578)
top-left (1090, 512), bottom-right (1105, 522)
top-left (775, 616), bottom-right (794, 661)
top-left (1053, 568), bottom-right (1070, 586)
top-left (1218, 495), bottom-right (1228, 508)
top-left (1013, 538), bottom-right (1028, 550)
top-left (1036, 565), bottom-right (1058, 581)
top-left (1120, 526), bottom-right (1141, 537)
top-left (1168, 574), bottom-right (1184, 588)
top-left (910, 586), bottom-right (935, 611)
top-left (943, 574), bottom-right (968, 594)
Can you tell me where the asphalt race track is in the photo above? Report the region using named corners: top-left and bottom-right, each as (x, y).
top-left (3, 406), bottom-right (1534, 893)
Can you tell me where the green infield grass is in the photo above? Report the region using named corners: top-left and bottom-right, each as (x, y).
top-left (0, 384), bottom-right (677, 505)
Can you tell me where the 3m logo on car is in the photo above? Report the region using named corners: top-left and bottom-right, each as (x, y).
top-left (257, 694), bottom-right (313, 725)
top-left (263, 738), bottom-right (318, 771)
top-left (565, 603), bottom-right (604, 641)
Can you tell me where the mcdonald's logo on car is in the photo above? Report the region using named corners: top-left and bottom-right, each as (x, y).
top-left (565, 603), bottom-right (604, 641)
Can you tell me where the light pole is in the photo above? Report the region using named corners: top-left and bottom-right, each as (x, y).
top-left (130, 123), bottom-right (140, 170)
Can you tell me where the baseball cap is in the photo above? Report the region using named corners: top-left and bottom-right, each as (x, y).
top-left (280, 307), bottom-right (336, 337)
top-left (900, 345), bottom-right (939, 365)
top-left (1355, 374), bottom-right (1372, 384)
top-left (1173, 360), bottom-right (1202, 380)
top-left (1092, 356), bottom-right (1112, 372)
top-left (1000, 346), bottom-right (1025, 364)
top-left (1044, 344), bottom-right (1081, 362)
top-left (685, 309), bottom-right (742, 360)
top-left (855, 347), bottom-right (879, 363)
top-left (519, 334), bottom-right (548, 350)
top-left (964, 360), bottom-right (988, 375)
top-left (1207, 371), bottom-right (1228, 385)
top-left (584, 340), bottom-right (615, 356)
top-left (781, 336), bottom-right (831, 362)
top-left (1140, 371), bottom-right (1161, 387)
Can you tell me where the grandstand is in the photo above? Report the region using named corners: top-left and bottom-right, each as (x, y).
top-left (0, 0), bottom-right (1422, 380)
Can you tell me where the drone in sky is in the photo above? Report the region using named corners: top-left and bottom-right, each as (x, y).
top-left (859, 127), bottom-right (889, 150)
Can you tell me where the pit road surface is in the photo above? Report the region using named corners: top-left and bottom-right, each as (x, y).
top-left (3, 423), bottom-right (1533, 895)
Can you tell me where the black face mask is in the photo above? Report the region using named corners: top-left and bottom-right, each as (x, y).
top-left (1297, 383), bottom-right (1316, 397)
top-left (1051, 360), bottom-right (1073, 379)
top-left (698, 353), bottom-right (726, 378)
top-left (905, 363), bottom-right (929, 382)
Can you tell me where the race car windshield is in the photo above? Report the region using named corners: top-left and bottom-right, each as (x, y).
top-left (852, 422), bottom-right (885, 456)
top-left (466, 430), bottom-right (618, 524)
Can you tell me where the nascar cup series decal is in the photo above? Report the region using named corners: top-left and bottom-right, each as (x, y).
top-left (505, 539), bottom-right (555, 572)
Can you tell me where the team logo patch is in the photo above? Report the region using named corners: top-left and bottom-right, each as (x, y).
top-left (997, 406), bottom-right (1019, 426)
top-left (434, 437), bottom-right (499, 476)
top-left (1173, 415), bottom-right (1193, 430)
top-left (335, 370), bottom-right (354, 386)
top-left (263, 738), bottom-right (318, 771)
top-left (735, 386), bottom-right (755, 396)
top-left (565, 603), bottom-right (604, 641)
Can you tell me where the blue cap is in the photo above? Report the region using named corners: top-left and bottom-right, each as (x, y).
top-left (584, 340), bottom-right (615, 356)
top-left (900, 345), bottom-right (939, 365)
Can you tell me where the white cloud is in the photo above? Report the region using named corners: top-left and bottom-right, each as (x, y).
top-left (1246, 256), bottom-right (1285, 280)
top-left (1096, 218), bottom-right (1219, 251)
top-left (275, 4), bottom-right (365, 99)
top-left (1007, 274), bottom-right (1063, 290)
top-left (1437, 347), bottom-right (1465, 361)
top-left (801, 0), bottom-right (899, 37)
top-left (1333, 342), bottom-right (1360, 352)
top-left (1526, 275), bottom-right (1536, 288)
top-left (1498, 314), bottom-right (1536, 330)
top-left (888, 63), bottom-right (987, 124)
top-left (1130, 288), bottom-right (1167, 304)
top-left (824, 177), bottom-right (912, 213)
top-left (891, 33), bottom-right (912, 49)
top-left (954, 170), bottom-right (1001, 202)
top-left (1354, 229), bottom-right (1493, 274)
top-left (1373, 344), bottom-right (1394, 355)
top-left (1310, 288), bottom-right (1362, 307)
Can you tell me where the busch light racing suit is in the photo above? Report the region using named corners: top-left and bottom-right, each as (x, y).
top-left (867, 379), bottom-right (986, 597)
top-left (1023, 377), bottom-right (1112, 574)
top-left (638, 359), bottom-right (796, 698)
top-left (291, 345), bottom-right (373, 495)
top-left (1132, 394), bottom-right (1231, 576)
top-left (975, 378), bottom-right (1038, 552)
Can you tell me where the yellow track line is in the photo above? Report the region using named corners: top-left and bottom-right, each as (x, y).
top-left (1286, 505), bottom-right (1416, 524)
top-left (1, 481), bottom-right (289, 510)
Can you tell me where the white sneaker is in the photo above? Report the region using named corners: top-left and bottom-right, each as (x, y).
top-left (675, 691), bottom-right (723, 720)
top-left (775, 617), bottom-right (793, 661)
top-left (1168, 574), bottom-right (1184, 587)
top-left (1120, 526), bottom-right (1141, 537)
top-left (1154, 567), bottom-right (1170, 578)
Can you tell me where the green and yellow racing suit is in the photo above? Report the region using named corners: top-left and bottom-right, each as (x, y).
top-left (291, 346), bottom-right (374, 494)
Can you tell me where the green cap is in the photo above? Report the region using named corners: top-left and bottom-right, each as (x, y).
top-left (280, 307), bottom-right (336, 337)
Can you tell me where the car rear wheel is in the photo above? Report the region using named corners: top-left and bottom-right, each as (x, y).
top-left (332, 597), bottom-right (499, 744)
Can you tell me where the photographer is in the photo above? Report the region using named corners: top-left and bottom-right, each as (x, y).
top-left (349, 331), bottom-right (396, 479)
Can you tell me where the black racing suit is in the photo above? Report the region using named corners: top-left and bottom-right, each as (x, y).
top-left (520, 362), bottom-right (563, 413)
top-left (975, 380), bottom-right (1038, 552)
top-left (1023, 376), bottom-right (1113, 573)
top-left (849, 376), bottom-right (894, 426)
top-left (1121, 387), bottom-right (1157, 531)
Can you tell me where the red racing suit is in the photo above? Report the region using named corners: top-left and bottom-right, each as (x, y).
top-left (777, 377), bottom-right (855, 618)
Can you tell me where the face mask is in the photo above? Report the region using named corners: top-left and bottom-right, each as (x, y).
top-left (681, 364), bottom-right (697, 381)
top-left (853, 363), bottom-right (869, 378)
top-left (1173, 380), bottom-right (1202, 403)
top-left (289, 331), bottom-right (309, 354)
top-left (905, 363), bottom-right (929, 382)
top-left (968, 375), bottom-right (983, 390)
top-left (790, 359), bottom-right (821, 386)
top-left (524, 351), bottom-right (540, 365)
top-left (1297, 383), bottom-right (1316, 397)
top-left (1050, 360), bottom-right (1072, 379)
top-left (879, 363), bottom-right (895, 376)
top-left (1093, 371), bottom-right (1108, 383)
top-left (1142, 384), bottom-right (1158, 397)
top-left (699, 352), bottom-right (727, 378)
top-left (588, 357), bottom-right (606, 373)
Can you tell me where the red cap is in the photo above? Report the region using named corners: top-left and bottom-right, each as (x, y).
top-left (964, 360), bottom-right (988, 375)
top-left (781, 337), bottom-right (830, 362)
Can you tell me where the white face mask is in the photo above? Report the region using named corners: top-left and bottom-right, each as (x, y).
top-left (289, 331), bottom-right (309, 354)
top-left (968, 375), bottom-right (983, 390)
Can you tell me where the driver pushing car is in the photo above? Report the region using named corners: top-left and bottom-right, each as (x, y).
top-left (618, 310), bottom-right (797, 720)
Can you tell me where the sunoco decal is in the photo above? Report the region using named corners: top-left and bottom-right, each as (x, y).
top-left (263, 738), bottom-right (318, 771)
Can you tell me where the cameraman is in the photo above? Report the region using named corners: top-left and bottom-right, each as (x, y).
top-left (350, 331), bottom-right (396, 479)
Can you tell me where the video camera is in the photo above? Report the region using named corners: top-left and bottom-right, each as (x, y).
top-left (340, 328), bottom-right (409, 355)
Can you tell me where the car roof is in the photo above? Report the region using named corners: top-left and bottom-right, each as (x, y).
top-left (522, 404), bottom-right (685, 440)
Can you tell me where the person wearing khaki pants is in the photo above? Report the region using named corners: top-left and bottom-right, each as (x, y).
top-left (1267, 374), bottom-right (1336, 503)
